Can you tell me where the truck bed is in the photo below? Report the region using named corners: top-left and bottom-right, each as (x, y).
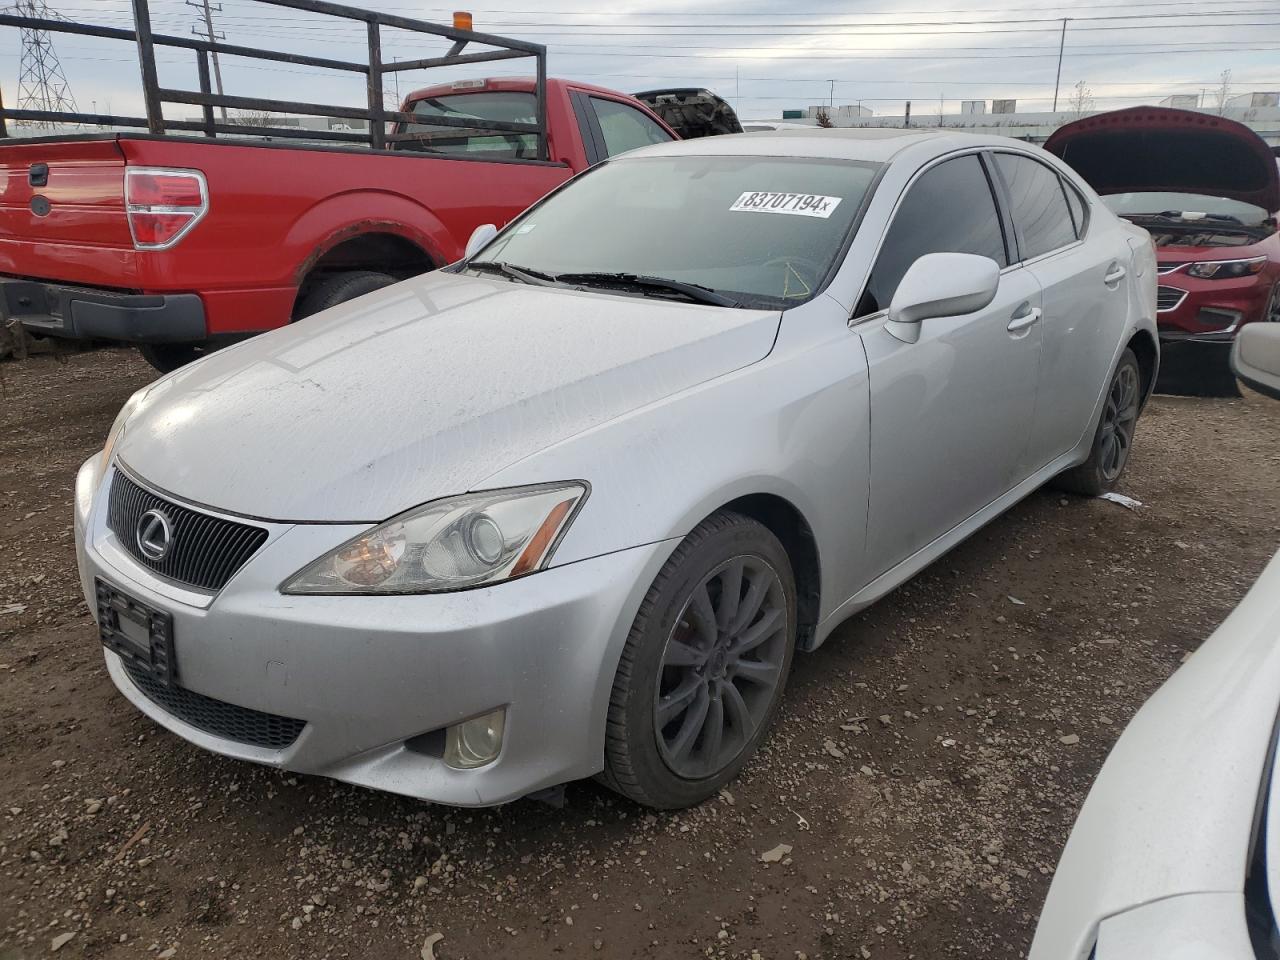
top-left (0, 133), bottom-right (571, 334)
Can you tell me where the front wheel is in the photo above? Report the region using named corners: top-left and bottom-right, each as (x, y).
top-left (600, 511), bottom-right (797, 809)
top-left (1053, 348), bottom-right (1142, 496)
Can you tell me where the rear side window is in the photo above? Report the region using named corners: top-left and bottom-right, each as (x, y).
top-left (993, 153), bottom-right (1077, 259)
top-left (397, 91), bottom-right (538, 159)
top-left (590, 98), bottom-right (673, 158)
top-left (1061, 176), bottom-right (1089, 239)
top-left (857, 154), bottom-right (1008, 316)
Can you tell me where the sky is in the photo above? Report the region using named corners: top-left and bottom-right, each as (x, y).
top-left (2, 0), bottom-right (1279, 122)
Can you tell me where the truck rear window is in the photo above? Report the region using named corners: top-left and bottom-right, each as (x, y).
top-left (396, 91), bottom-right (538, 159)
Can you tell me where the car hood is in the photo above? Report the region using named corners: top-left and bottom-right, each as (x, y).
top-left (1045, 106), bottom-right (1280, 213)
top-left (116, 272), bottom-right (781, 522)
top-left (1027, 549), bottom-right (1280, 960)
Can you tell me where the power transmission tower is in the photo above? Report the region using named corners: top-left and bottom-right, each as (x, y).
top-left (187, 0), bottom-right (228, 120)
top-left (9, 0), bottom-right (79, 129)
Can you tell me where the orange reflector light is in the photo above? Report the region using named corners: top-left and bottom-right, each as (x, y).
top-left (453, 10), bottom-right (473, 30)
top-left (511, 498), bottom-right (575, 577)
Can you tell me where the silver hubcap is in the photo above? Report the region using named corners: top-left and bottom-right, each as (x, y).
top-left (654, 556), bottom-right (788, 780)
top-left (1099, 364), bottom-right (1139, 481)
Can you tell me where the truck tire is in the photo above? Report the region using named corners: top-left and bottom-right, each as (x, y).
top-left (295, 270), bottom-right (398, 320)
top-left (137, 343), bottom-right (210, 374)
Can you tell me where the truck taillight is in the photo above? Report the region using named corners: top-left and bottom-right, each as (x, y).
top-left (125, 167), bottom-right (208, 250)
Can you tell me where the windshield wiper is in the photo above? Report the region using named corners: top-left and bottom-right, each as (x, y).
top-left (466, 260), bottom-right (562, 287)
top-left (1151, 210), bottom-right (1245, 225)
top-left (554, 272), bottom-right (740, 307)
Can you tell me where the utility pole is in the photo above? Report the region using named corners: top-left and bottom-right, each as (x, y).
top-left (828, 79), bottom-right (835, 111)
top-left (904, 100), bottom-right (911, 128)
top-left (188, 0), bottom-right (228, 120)
top-left (1051, 18), bottom-right (1068, 112)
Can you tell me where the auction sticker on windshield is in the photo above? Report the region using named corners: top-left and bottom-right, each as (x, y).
top-left (730, 192), bottom-right (843, 218)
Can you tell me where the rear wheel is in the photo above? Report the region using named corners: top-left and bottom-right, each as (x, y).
top-left (294, 270), bottom-right (397, 320)
top-left (1053, 348), bottom-right (1142, 496)
top-left (600, 511), bottom-right (797, 809)
top-left (137, 342), bottom-right (213, 374)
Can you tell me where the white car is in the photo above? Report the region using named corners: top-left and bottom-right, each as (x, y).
top-left (1030, 325), bottom-right (1280, 958)
top-left (75, 129), bottom-right (1158, 809)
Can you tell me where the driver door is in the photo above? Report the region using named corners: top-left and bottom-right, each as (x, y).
top-left (854, 152), bottom-right (1045, 582)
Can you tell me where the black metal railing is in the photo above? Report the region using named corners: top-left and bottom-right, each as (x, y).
top-left (0, 0), bottom-right (548, 158)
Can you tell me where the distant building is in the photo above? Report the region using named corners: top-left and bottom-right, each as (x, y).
top-left (961, 100), bottom-right (987, 115)
top-left (1159, 94), bottom-right (1201, 109)
top-left (1228, 91), bottom-right (1280, 109)
top-left (992, 99), bottom-right (1017, 114)
top-left (805, 104), bottom-right (873, 121)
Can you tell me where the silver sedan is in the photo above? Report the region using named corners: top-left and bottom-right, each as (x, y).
top-left (74, 129), bottom-right (1159, 808)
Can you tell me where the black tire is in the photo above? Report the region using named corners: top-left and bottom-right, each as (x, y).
top-left (294, 270), bottom-right (397, 320)
top-left (137, 342), bottom-right (214, 374)
top-left (1054, 348), bottom-right (1143, 496)
top-left (600, 511), bottom-right (797, 809)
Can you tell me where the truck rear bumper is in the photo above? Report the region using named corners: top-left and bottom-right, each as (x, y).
top-left (1, 277), bottom-right (205, 343)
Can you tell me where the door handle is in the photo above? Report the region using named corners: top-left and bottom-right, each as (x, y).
top-left (1007, 307), bottom-right (1042, 333)
top-left (1104, 265), bottom-right (1127, 284)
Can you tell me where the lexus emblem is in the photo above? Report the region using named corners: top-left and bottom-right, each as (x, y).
top-left (136, 509), bottom-right (174, 562)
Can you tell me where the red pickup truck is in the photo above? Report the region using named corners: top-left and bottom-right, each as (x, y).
top-left (0, 76), bottom-right (676, 370)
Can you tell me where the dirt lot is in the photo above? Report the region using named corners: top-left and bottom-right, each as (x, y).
top-left (2, 348), bottom-right (1279, 960)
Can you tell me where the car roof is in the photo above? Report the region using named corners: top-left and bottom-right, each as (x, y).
top-left (625, 128), bottom-right (1047, 164)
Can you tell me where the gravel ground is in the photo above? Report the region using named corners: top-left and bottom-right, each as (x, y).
top-left (2, 348), bottom-right (1279, 960)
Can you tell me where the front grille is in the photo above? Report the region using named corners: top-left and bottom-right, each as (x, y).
top-left (1156, 286), bottom-right (1187, 312)
top-left (123, 660), bottom-right (306, 750)
top-left (107, 471), bottom-right (268, 591)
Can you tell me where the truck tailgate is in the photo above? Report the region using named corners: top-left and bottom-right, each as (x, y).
top-left (0, 138), bottom-right (138, 286)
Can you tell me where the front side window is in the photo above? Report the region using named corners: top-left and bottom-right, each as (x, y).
top-left (590, 98), bottom-right (673, 157)
top-left (994, 153), bottom-right (1077, 260)
top-left (857, 154), bottom-right (1007, 316)
top-left (397, 91), bottom-right (538, 159)
top-left (470, 155), bottom-right (881, 308)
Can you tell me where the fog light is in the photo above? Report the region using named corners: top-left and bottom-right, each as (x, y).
top-left (444, 708), bottom-right (505, 769)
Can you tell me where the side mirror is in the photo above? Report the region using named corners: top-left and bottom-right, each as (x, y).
top-left (885, 252), bottom-right (1001, 344)
top-left (464, 223), bottom-right (498, 260)
top-left (1231, 323), bottom-right (1280, 400)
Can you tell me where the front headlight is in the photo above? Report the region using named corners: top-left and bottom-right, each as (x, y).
top-left (281, 482), bottom-right (588, 595)
top-left (1186, 256), bottom-right (1267, 280)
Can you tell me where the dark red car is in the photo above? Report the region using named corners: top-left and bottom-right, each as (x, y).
top-left (1047, 107), bottom-right (1280, 385)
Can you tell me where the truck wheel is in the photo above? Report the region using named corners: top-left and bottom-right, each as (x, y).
top-left (600, 511), bottom-right (797, 809)
top-left (137, 343), bottom-right (209, 374)
top-left (1053, 348), bottom-right (1142, 496)
top-left (295, 271), bottom-right (397, 320)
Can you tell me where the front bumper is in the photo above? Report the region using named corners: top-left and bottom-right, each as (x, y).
top-left (74, 457), bottom-right (673, 806)
top-left (1093, 893), bottom-right (1254, 959)
top-left (2, 275), bottom-right (206, 343)
top-left (1155, 269), bottom-right (1274, 342)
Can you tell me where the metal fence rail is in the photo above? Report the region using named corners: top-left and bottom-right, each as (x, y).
top-left (0, 0), bottom-right (549, 158)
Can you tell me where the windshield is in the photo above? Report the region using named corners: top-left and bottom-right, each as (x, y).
top-left (396, 91), bottom-right (538, 159)
top-left (469, 155), bottom-right (881, 308)
top-left (1103, 191), bottom-right (1269, 225)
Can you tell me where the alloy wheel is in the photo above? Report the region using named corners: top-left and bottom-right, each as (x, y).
top-left (654, 556), bottom-right (789, 780)
top-left (1099, 363), bottom-right (1140, 481)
